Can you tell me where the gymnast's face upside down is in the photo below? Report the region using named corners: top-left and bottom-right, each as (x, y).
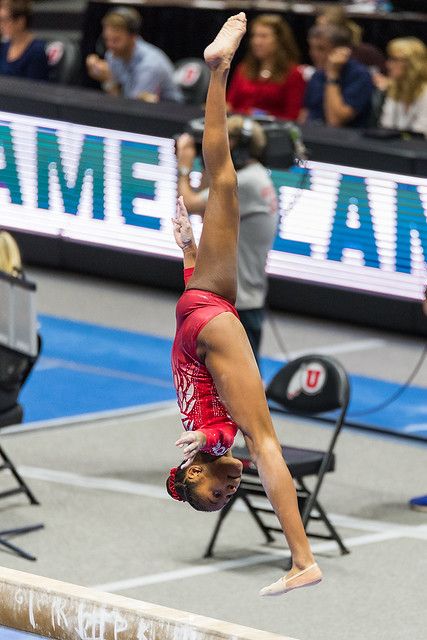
top-left (167, 452), bottom-right (243, 511)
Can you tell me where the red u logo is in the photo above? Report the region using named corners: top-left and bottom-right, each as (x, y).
top-left (306, 370), bottom-right (321, 389)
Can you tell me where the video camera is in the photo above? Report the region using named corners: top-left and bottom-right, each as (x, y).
top-left (185, 116), bottom-right (307, 170)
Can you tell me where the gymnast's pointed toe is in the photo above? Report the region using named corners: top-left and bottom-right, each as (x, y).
top-left (259, 563), bottom-right (322, 597)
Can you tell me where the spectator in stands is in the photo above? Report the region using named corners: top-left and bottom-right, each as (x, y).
top-left (176, 118), bottom-right (279, 365)
top-left (86, 7), bottom-right (183, 103)
top-left (0, 231), bottom-right (22, 277)
top-left (227, 14), bottom-right (305, 120)
top-left (301, 24), bottom-right (373, 128)
top-left (0, 0), bottom-right (48, 81)
top-left (379, 38), bottom-right (427, 137)
top-left (316, 5), bottom-right (386, 74)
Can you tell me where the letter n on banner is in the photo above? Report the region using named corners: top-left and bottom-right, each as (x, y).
top-left (327, 174), bottom-right (380, 268)
top-left (396, 183), bottom-right (427, 274)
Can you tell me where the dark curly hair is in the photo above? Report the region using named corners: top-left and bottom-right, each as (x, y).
top-left (166, 465), bottom-right (210, 512)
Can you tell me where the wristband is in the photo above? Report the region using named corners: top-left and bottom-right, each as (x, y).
top-left (178, 167), bottom-right (191, 177)
top-left (326, 78), bottom-right (340, 85)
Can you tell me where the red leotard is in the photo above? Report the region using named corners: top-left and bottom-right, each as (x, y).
top-left (171, 268), bottom-right (239, 456)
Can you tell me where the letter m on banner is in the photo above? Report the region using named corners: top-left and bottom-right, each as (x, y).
top-left (37, 128), bottom-right (105, 219)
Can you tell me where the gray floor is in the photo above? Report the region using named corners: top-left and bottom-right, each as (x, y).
top-left (1, 266), bottom-right (426, 640)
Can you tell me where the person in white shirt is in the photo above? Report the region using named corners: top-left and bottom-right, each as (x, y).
top-left (380, 37), bottom-right (427, 137)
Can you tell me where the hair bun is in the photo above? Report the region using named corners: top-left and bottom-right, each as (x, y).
top-left (166, 467), bottom-right (184, 501)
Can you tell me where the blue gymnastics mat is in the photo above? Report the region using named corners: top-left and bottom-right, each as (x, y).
top-left (18, 315), bottom-right (427, 442)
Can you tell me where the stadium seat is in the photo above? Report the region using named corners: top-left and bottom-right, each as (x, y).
top-left (45, 39), bottom-right (81, 85)
top-left (173, 58), bottom-right (210, 105)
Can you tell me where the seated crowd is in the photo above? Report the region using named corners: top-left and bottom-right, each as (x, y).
top-left (0, 1), bottom-right (426, 137)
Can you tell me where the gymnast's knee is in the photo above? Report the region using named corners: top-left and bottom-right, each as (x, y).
top-left (210, 169), bottom-right (237, 194)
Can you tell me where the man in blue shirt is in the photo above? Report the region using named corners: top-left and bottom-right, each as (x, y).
top-left (302, 24), bottom-right (373, 128)
top-left (86, 7), bottom-right (183, 104)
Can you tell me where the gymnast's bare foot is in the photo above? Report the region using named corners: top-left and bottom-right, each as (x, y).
top-left (259, 562), bottom-right (322, 597)
top-left (204, 12), bottom-right (247, 71)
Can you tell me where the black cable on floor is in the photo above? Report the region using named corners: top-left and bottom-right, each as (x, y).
top-left (266, 310), bottom-right (427, 418)
top-left (348, 344), bottom-right (427, 417)
top-left (267, 311), bottom-right (290, 361)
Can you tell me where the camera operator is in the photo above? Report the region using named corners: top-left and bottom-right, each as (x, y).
top-left (176, 117), bottom-right (279, 366)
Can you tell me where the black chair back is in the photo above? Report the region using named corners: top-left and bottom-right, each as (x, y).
top-left (173, 58), bottom-right (210, 105)
top-left (46, 40), bottom-right (81, 85)
top-left (267, 354), bottom-right (350, 415)
top-left (0, 348), bottom-right (29, 413)
top-left (0, 342), bottom-right (39, 424)
top-left (367, 87), bottom-right (386, 128)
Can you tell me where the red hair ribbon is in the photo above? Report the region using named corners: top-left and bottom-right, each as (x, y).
top-left (168, 467), bottom-right (184, 501)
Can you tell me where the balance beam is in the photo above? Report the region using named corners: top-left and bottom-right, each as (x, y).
top-left (0, 566), bottom-right (298, 640)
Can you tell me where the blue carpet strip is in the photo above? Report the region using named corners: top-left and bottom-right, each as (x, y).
top-left (18, 315), bottom-right (427, 442)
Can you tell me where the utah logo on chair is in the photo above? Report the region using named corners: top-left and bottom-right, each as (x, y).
top-left (287, 362), bottom-right (327, 399)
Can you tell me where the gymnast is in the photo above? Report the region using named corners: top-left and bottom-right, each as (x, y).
top-left (166, 12), bottom-right (322, 596)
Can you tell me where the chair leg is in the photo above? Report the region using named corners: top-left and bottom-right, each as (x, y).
top-left (0, 523), bottom-right (44, 562)
top-left (240, 492), bottom-right (275, 544)
top-left (298, 478), bottom-right (349, 556)
top-left (314, 500), bottom-right (350, 555)
top-left (203, 495), bottom-right (236, 558)
top-left (0, 444), bottom-right (39, 505)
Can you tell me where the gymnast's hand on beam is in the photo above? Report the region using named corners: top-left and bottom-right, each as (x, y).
top-left (175, 431), bottom-right (207, 468)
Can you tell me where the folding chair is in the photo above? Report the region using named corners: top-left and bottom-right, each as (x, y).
top-left (0, 340), bottom-right (41, 505)
top-left (204, 354), bottom-right (351, 561)
top-left (0, 340), bottom-right (44, 561)
top-left (0, 269), bottom-right (44, 560)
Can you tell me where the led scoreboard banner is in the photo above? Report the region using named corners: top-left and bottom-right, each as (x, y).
top-left (0, 110), bottom-right (425, 302)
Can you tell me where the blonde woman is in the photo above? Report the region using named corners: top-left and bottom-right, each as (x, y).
top-left (0, 230), bottom-right (22, 277)
top-left (380, 38), bottom-right (427, 137)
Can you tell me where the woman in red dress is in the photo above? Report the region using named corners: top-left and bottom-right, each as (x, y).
top-left (227, 14), bottom-right (305, 120)
top-left (166, 12), bottom-right (322, 597)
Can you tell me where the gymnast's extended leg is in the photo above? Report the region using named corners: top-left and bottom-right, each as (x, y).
top-left (185, 14), bottom-right (246, 302)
